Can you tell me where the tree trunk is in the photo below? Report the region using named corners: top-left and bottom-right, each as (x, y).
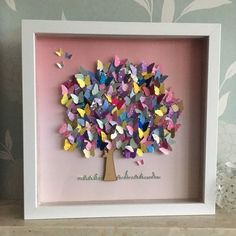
top-left (103, 149), bottom-right (117, 181)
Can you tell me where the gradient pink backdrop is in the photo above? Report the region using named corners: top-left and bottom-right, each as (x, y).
top-left (36, 36), bottom-right (205, 203)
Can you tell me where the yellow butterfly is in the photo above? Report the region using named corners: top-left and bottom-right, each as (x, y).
top-left (154, 86), bottom-right (160, 95)
top-left (83, 149), bottom-right (91, 158)
top-left (65, 99), bottom-right (72, 108)
top-left (84, 104), bottom-right (91, 116)
top-left (137, 148), bottom-right (143, 157)
top-left (138, 128), bottom-right (144, 139)
top-left (117, 108), bottom-right (124, 116)
top-left (159, 83), bottom-right (165, 94)
top-left (79, 127), bottom-right (86, 135)
top-left (76, 124), bottom-right (82, 131)
top-left (77, 78), bottom-right (86, 88)
top-left (77, 108), bottom-right (86, 117)
top-left (160, 105), bottom-right (167, 114)
top-left (55, 48), bottom-right (64, 57)
top-left (101, 131), bottom-right (107, 141)
top-left (64, 139), bottom-right (71, 151)
top-left (140, 144), bottom-right (147, 152)
top-left (61, 94), bottom-right (68, 105)
top-left (112, 107), bottom-right (117, 114)
top-left (164, 129), bottom-right (169, 136)
top-left (155, 109), bottom-right (164, 117)
top-left (103, 63), bottom-right (110, 73)
top-left (84, 75), bottom-right (91, 86)
top-left (138, 128), bottom-right (150, 139)
top-left (133, 82), bottom-right (140, 94)
top-left (69, 143), bottom-right (77, 152)
top-left (172, 104), bottom-right (179, 112)
top-left (97, 59), bottom-right (103, 71)
top-left (104, 94), bottom-right (112, 103)
top-left (144, 73), bottom-right (153, 80)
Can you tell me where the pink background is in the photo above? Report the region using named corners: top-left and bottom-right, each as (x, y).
top-left (36, 36), bottom-right (205, 204)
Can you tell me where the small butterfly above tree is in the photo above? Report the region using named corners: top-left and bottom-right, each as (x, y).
top-left (59, 56), bottom-right (183, 181)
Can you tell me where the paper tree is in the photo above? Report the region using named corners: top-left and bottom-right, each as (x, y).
top-left (59, 56), bottom-right (183, 181)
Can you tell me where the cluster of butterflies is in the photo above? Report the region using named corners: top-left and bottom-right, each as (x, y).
top-left (59, 56), bottom-right (183, 159)
top-left (55, 48), bottom-right (72, 69)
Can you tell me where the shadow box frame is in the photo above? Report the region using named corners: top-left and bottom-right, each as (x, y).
top-left (22, 20), bottom-right (220, 219)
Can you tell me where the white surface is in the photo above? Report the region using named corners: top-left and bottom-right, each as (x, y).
top-left (22, 20), bottom-right (221, 219)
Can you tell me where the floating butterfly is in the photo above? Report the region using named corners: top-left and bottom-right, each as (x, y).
top-left (55, 48), bottom-right (64, 57)
top-left (56, 61), bottom-right (64, 69)
top-left (136, 159), bottom-right (144, 166)
top-left (65, 52), bottom-right (72, 59)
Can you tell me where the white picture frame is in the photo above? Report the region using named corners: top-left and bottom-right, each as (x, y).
top-left (22, 20), bottom-right (220, 219)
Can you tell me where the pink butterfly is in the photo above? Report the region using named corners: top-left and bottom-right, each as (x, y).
top-left (126, 125), bottom-right (134, 135)
top-left (159, 147), bottom-right (169, 155)
top-left (165, 89), bottom-right (174, 103)
top-left (59, 123), bottom-right (70, 137)
top-left (59, 123), bottom-right (67, 134)
top-left (61, 85), bottom-right (68, 95)
top-left (136, 159), bottom-right (144, 166)
top-left (114, 55), bottom-right (120, 67)
top-left (121, 81), bottom-right (128, 91)
top-left (142, 86), bottom-right (150, 96)
top-left (107, 85), bottom-right (113, 95)
top-left (85, 140), bottom-right (92, 150)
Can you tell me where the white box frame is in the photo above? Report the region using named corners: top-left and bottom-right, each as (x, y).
top-left (22, 20), bottom-right (220, 219)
